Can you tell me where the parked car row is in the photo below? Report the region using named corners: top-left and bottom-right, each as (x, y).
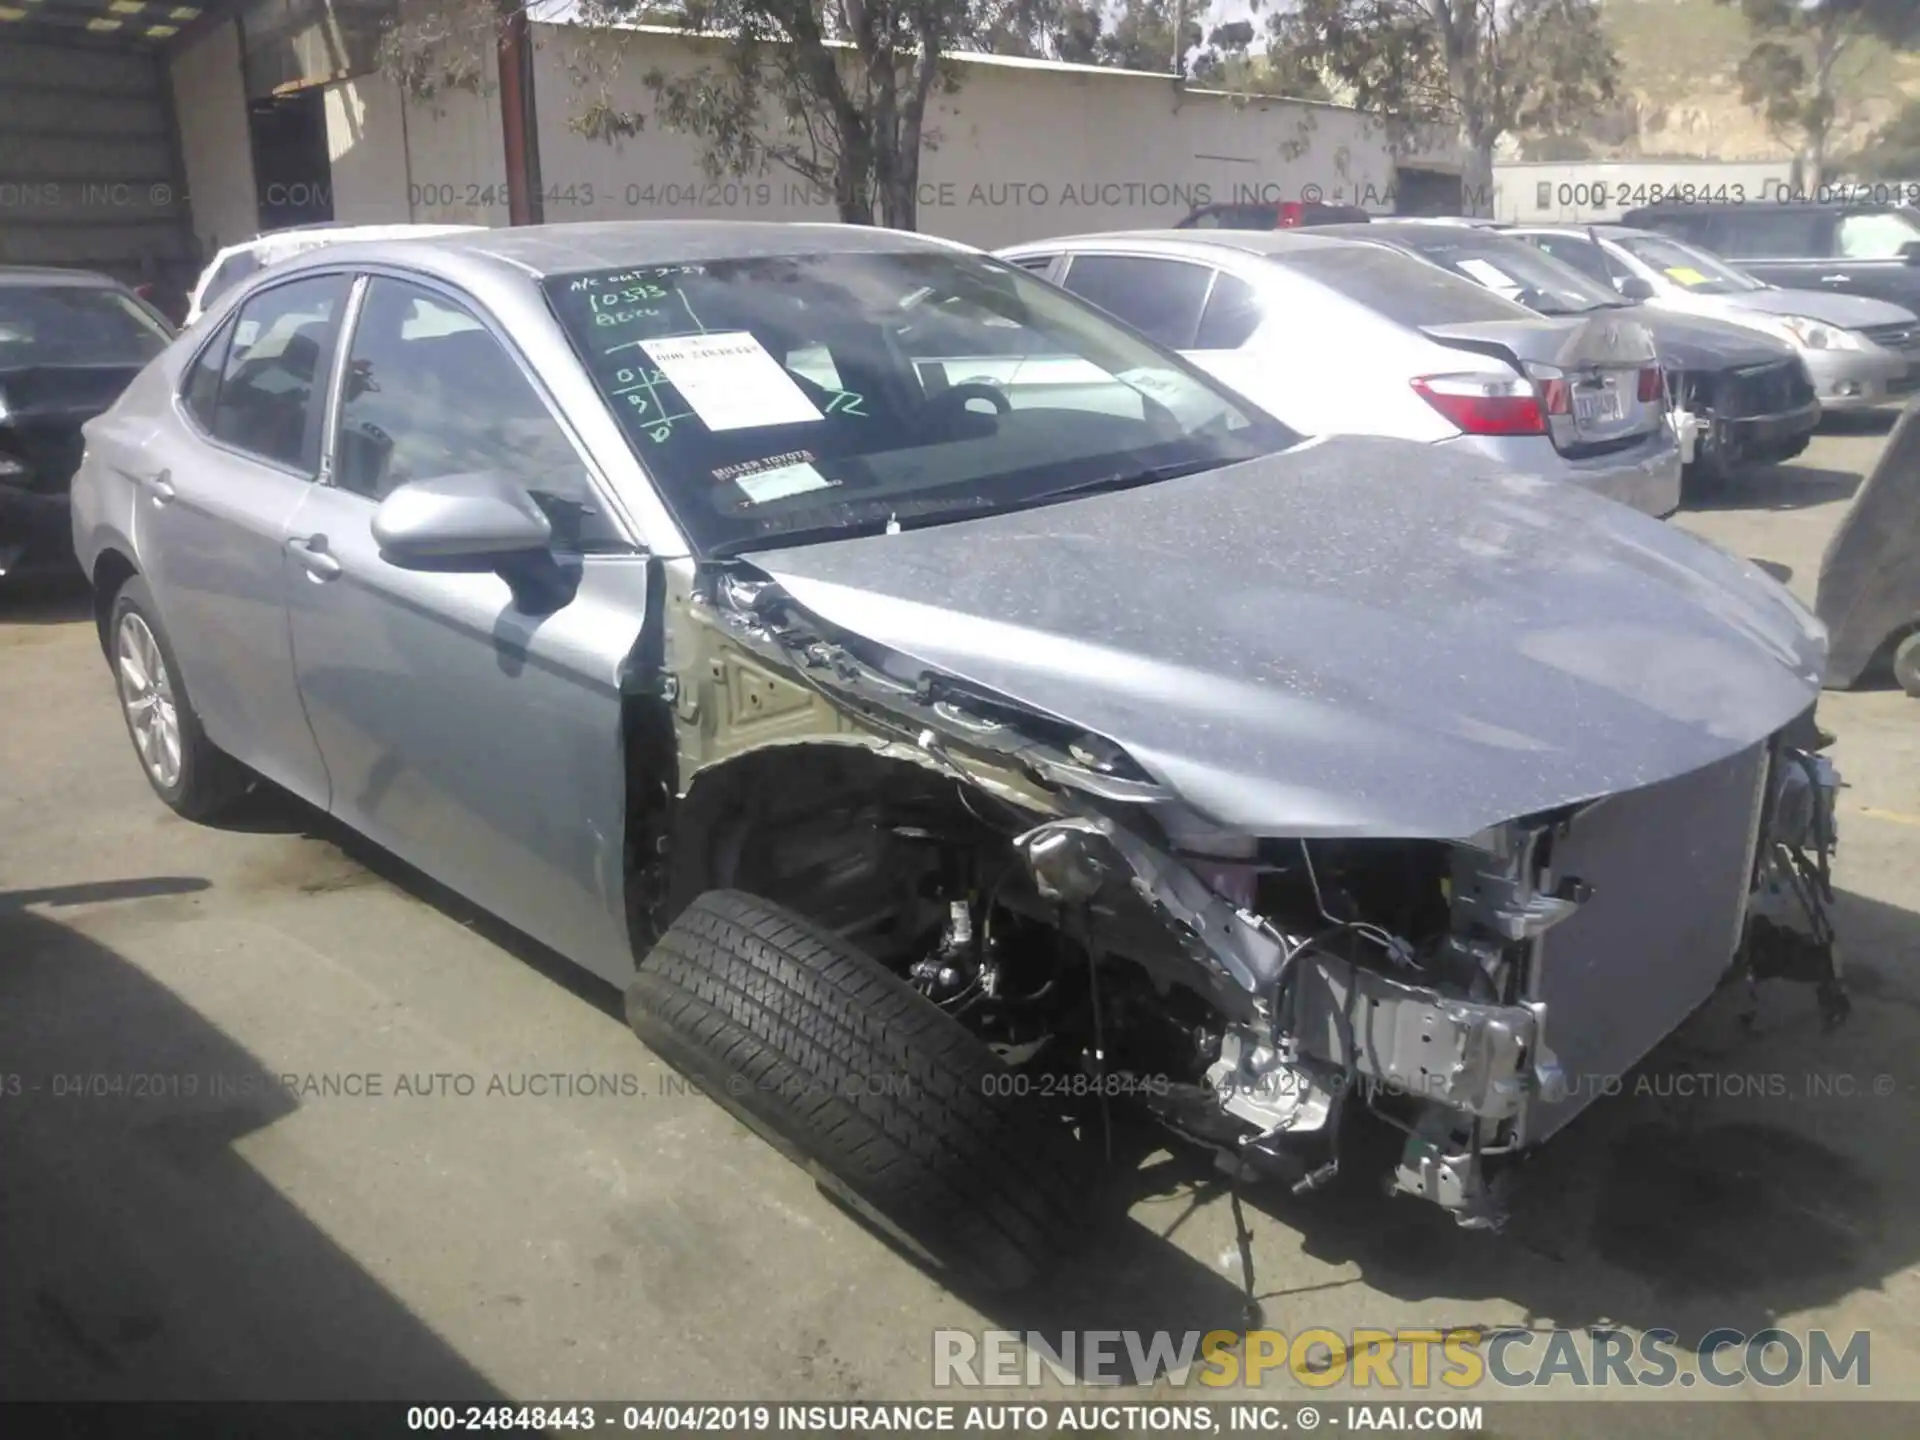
top-left (63, 222), bottom-right (1853, 1293)
top-left (1311, 221), bottom-right (1823, 487)
top-left (998, 228), bottom-right (1686, 515)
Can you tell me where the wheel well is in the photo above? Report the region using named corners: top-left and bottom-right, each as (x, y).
top-left (655, 743), bottom-right (1027, 966)
top-left (90, 548), bottom-right (138, 651)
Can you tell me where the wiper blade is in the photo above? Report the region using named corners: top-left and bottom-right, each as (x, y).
top-left (711, 516), bottom-right (897, 557)
top-left (1025, 458), bottom-right (1220, 503)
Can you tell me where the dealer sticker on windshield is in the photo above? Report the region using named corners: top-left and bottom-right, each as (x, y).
top-left (639, 331), bottom-right (824, 432)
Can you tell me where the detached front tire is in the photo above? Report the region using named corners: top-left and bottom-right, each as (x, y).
top-left (107, 575), bottom-right (250, 821)
top-left (627, 889), bottom-right (1087, 1293)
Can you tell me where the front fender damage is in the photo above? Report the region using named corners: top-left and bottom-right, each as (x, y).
top-left (692, 565), bottom-right (1846, 1229)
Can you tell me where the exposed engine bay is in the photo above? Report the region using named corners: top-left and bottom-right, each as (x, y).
top-left (657, 565), bottom-right (1848, 1228)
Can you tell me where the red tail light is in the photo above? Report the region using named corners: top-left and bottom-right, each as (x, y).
top-left (1411, 374), bottom-right (1546, 436)
top-left (1638, 365), bottom-right (1665, 403)
top-left (1277, 201), bottom-right (1304, 228)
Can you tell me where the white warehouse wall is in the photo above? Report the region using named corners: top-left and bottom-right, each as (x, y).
top-left (169, 19), bottom-right (258, 258)
top-left (323, 64), bottom-right (512, 228)
top-left (528, 26), bottom-right (1463, 248)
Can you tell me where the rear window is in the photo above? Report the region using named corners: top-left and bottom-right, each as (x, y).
top-left (0, 283), bottom-right (172, 366)
top-left (1269, 244), bottom-right (1536, 328)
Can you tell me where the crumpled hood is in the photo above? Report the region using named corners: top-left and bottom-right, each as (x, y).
top-left (750, 435), bottom-right (1825, 840)
top-left (1626, 305), bottom-right (1802, 369)
top-left (1719, 287), bottom-right (1919, 330)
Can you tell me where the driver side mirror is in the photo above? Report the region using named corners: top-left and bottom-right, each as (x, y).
top-left (372, 470), bottom-right (553, 569)
top-left (372, 471), bottom-right (577, 613)
top-left (1616, 275), bottom-right (1655, 302)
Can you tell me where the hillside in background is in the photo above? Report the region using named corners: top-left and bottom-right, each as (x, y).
top-left (1509, 0), bottom-right (1920, 164)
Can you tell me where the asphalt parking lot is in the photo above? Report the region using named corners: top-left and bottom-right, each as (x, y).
top-left (4, 422), bottom-right (1918, 1423)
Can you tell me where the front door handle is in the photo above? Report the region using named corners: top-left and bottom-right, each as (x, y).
top-left (139, 469), bottom-right (174, 504)
top-left (286, 534), bottom-right (342, 581)
top-left (1820, 273), bottom-right (1851, 284)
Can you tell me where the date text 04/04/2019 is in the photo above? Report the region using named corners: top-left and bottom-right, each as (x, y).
top-left (403, 1403), bottom-right (1485, 1433)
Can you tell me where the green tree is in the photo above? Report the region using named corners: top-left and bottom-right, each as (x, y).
top-left (1841, 97), bottom-right (1920, 180)
top-left (1718, 1), bottom-right (1920, 194)
top-left (1264, 1), bottom-right (1621, 209)
top-left (381, 1), bottom-right (1066, 230)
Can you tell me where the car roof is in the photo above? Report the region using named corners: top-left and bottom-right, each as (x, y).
top-left (998, 229), bottom-right (1353, 258)
top-left (265, 219), bottom-right (974, 285)
top-left (1307, 221), bottom-right (1525, 246)
top-left (1508, 223), bottom-right (1662, 240)
top-left (0, 265), bottom-right (123, 289)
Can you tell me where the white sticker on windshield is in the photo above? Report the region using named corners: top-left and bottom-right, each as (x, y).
top-left (1455, 257), bottom-right (1524, 297)
top-left (639, 331), bottom-right (824, 432)
top-left (734, 460), bottom-right (834, 505)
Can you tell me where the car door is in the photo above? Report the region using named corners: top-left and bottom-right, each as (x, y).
top-left (281, 272), bottom-right (651, 984)
top-left (1703, 209), bottom-right (1839, 291)
top-left (135, 271), bottom-right (350, 805)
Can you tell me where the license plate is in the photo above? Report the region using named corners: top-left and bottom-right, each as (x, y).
top-left (1574, 386), bottom-right (1625, 428)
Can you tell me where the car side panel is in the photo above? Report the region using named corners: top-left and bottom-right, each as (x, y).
top-left (282, 487), bottom-right (649, 985)
top-left (132, 404), bottom-right (333, 805)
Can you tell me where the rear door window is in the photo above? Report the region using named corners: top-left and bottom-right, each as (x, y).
top-left (1194, 272), bottom-right (1264, 350)
top-left (1271, 244), bottom-right (1535, 328)
top-left (210, 273), bottom-right (350, 472)
top-left (180, 315), bottom-right (235, 431)
top-left (1705, 210), bottom-right (1834, 259)
top-left (1059, 255), bottom-right (1213, 349)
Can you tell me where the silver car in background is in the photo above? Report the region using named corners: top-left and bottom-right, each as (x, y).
top-left (996, 230), bottom-right (1683, 516)
top-left (1507, 224), bottom-right (1920, 412)
top-left (70, 222), bottom-right (1842, 1290)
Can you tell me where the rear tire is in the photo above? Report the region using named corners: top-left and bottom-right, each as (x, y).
top-left (627, 889), bottom-right (1088, 1293)
top-left (1893, 631), bottom-right (1920, 699)
top-left (107, 576), bottom-right (251, 821)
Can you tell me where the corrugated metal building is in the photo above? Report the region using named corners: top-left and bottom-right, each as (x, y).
top-left (0, 2), bottom-right (198, 286)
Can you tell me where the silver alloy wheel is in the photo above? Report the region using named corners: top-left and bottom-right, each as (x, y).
top-left (116, 611), bottom-right (183, 790)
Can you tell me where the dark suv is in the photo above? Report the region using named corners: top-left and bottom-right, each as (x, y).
top-left (1620, 201), bottom-right (1920, 313)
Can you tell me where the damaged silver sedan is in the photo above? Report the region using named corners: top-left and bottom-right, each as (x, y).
top-left (71, 222), bottom-right (1845, 1292)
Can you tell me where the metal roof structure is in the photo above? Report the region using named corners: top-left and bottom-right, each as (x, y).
top-left (0, 0), bottom-right (214, 46)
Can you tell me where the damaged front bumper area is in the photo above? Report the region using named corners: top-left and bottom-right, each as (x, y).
top-left (1015, 729), bottom-right (1845, 1228)
top-left (701, 568), bottom-right (1843, 1228)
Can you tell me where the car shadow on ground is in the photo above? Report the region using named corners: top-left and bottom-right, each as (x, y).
top-left (1219, 885), bottom-right (1920, 1354)
top-left (1684, 465), bottom-right (1862, 513)
top-left (0, 571), bottom-right (94, 628)
top-left (0, 886), bottom-right (508, 1402)
top-left (1818, 409), bottom-right (1901, 438)
top-left (198, 785), bottom-right (1264, 1363)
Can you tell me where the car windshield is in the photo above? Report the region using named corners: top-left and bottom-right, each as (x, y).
top-left (0, 283), bottom-right (171, 367)
top-left (1613, 233), bottom-right (1765, 294)
top-left (543, 249), bottom-right (1297, 556)
top-left (1389, 234), bottom-right (1625, 315)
